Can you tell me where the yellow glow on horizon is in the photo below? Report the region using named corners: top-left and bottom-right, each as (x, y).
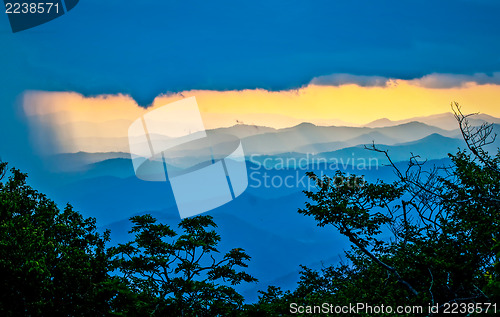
top-left (22, 80), bottom-right (500, 153)
top-left (159, 81), bottom-right (500, 125)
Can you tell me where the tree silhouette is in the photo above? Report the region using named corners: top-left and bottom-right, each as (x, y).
top-left (0, 163), bottom-right (122, 316)
top-left (0, 163), bottom-right (256, 316)
top-left (252, 104), bottom-right (499, 316)
top-left (111, 214), bottom-right (257, 316)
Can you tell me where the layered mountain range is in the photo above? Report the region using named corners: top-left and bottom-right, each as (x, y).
top-left (37, 112), bottom-right (500, 302)
top-left (49, 112), bottom-right (500, 172)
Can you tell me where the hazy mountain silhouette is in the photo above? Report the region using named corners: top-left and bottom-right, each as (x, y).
top-left (32, 114), bottom-right (500, 304)
top-left (40, 155), bottom-right (452, 302)
top-left (364, 112), bottom-right (500, 130)
top-left (239, 121), bottom-right (456, 154)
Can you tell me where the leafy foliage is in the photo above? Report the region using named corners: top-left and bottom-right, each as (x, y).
top-left (0, 163), bottom-right (256, 316)
top-left (110, 214), bottom-right (257, 316)
top-left (0, 163), bottom-right (120, 316)
top-left (250, 105), bottom-right (500, 316)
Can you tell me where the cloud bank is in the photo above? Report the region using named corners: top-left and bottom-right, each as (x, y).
top-left (310, 74), bottom-right (391, 87)
top-left (410, 73), bottom-right (500, 88)
top-left (310, 73), bottom-right (500, 89)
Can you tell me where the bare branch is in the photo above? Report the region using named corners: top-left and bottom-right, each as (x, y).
top-left (452, 102), bottom-right (500, 174)
top-left (341, 224), bottom-right (419, 296)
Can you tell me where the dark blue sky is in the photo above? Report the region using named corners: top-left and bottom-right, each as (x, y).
top-left (1, 0), bottom-right (500, 170)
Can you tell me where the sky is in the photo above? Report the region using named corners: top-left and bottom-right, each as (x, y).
top-left (1, 0), bottom-right (500, 167)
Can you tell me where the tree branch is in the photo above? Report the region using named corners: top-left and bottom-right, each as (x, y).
top-left (341, 224), bottom-right (419, 296)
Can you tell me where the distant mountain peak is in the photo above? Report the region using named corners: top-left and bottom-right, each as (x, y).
top-left (364, 118), bottom-right (395, 128)
top-left (397, 120), bottom-right (430, 127)
top-left (364, 112), bottom-right (500, 130)
top-left (288, 122), bottom-right (317, 130)
top-left (394, 132), bottom-right (459, 146)
top-left (295, 122), bottom-right (316, 127)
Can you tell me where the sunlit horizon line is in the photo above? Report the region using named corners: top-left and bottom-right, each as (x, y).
top-left (23, 84), bottom-right (500, 125)
top-left (22, 77), bottom-right (500, 154)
